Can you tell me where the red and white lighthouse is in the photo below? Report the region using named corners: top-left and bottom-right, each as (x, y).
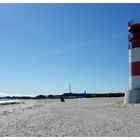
top-left (124, 18), bottom-right (140, 103)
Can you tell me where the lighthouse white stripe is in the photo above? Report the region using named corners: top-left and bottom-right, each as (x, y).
top-left (130, 76), bottom-right (140, 90)
top-left (129, 47), bottom-right (140, 63)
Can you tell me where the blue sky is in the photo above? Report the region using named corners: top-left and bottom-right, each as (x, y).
top-left (0, 3), bottom-right (140, 96)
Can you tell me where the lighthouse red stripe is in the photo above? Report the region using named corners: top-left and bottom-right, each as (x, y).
top-left (131, 62), bottom-right (140, 76)
top-left (129, 43), bottom-right (140, 49)
top-left (132, 40), bottom-right (140, 48)
top-left (130, 45), bottom-right (140, 49)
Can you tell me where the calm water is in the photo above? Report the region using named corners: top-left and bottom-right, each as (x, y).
top-left (0, 99), bottom-right (20, 103)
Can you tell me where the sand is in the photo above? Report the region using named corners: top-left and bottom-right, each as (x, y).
top-left (0, 97), bottom-right (140, 137)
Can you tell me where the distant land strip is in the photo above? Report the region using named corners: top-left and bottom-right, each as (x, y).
top-left (0, 93), bottom-right (124, 100)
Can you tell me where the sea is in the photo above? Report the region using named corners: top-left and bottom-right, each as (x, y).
top-left (0, 99), bottom-right (20, 104)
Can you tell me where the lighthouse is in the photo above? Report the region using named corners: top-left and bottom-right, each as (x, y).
top-left (124, 18), bottom-right (140, 103)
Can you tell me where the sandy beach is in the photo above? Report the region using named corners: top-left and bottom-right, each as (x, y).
top-left (0, 97), bottom-right (140, 137)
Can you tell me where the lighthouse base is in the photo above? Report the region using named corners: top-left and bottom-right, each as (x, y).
top-left (124, 89), bottom-right (140, 103)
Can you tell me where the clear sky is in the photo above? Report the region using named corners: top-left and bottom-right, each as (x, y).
top-left (0, 3), bottom-right (140, 96)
